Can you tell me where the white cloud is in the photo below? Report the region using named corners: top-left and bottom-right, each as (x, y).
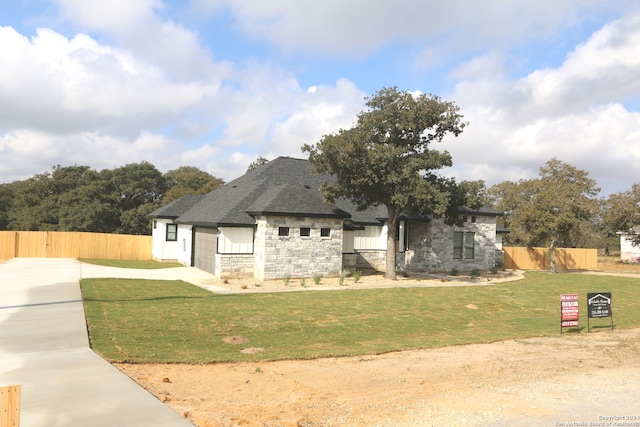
top-left (3, 0), bottom-right (639, 198)
top-left (0, 129), bottom-right (178, 181)
top-left (447, 12), bottom-right (640, 195)
top-left (523, 12), bottom-right (640, 116)
top-left (54, 0), bottom-right (228, 80)
top-left (0, 131), bottom-right (60, 179)
top-left (0, 26), bottom-right (221, 137)
top-left (183, 77), bottom-right (366, 180)
top-left (195, 0), bottom-right (625, 59)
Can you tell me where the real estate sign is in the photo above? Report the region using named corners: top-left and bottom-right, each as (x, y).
top-left (587, 293), bottom-right (612, 318)
top-left (560, 294), bottom-right (579, 333)
top-left (587, 292), bottom-right (613, 331)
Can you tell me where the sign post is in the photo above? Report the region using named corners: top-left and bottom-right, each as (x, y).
top-left (0, 384), bottom-right (20, 427)
top-left (560, 294), bottom-right (579, 334)
top-left (587, 292), bottom-right (613, 332)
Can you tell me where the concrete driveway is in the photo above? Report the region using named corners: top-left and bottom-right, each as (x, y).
top-left (0, 258), bottom-right (196, 427)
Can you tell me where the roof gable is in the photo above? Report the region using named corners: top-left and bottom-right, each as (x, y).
top-left (175, 157), bottom-right (348, 226)
top-left (246, 183), bottom-right (350, 218)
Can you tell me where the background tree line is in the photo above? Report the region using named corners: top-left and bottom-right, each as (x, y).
top-left (0, 163), bottom-right (223, 235)
top-left (485, 158), bottom-right (640, 254)
top-left (0, 156), bottom-right (638, 248)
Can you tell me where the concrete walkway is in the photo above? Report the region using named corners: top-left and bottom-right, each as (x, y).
top-left (78, 261), bottom-right (229, 293)
top-left (0, 258), bottom-right (195, 427)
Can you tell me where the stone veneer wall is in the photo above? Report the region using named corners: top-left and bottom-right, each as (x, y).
top-left (342, 253), bottom-right (357, 274)
top-left (215, 254), bottom-right (254, 278)
top-left (403, 217), bottom-right (497, 272)
top-left (355, 250), bottom-right (387, 271)
top-left (254, 215), bottom-right (344, 280)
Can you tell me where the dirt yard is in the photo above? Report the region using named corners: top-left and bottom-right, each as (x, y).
top-left (116, 271), bottom-right (640, 427)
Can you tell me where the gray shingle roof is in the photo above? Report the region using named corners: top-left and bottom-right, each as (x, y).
top-left (457, 205), bottom-right (503, 216)
top-left (147, 195), bottom-right (205, 219)
top-left (175, 157), bottom-right (349, 227)
top-left (171, 156), bottom-right (503, 227)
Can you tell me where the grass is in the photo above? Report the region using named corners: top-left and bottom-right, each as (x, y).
top-left (79, 258), bottom-right (183, 269)
top-left (598, 255), bottom-right (640, 274)
top-left (80, 271), bottom-right (640, 364)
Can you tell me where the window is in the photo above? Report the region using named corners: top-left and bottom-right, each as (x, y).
top-left (278, 227), bottom-right (290, 237)
top-left (300, 227), bottom-right (311, 237)
top-left (453, 231), bottom-right (475, 259)
top-left (321, 228), bottom-right (331, 237)
top-left (166, 224), bottom-right (177, 241)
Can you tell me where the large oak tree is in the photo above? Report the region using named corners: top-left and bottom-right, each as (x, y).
top-left (303, 86), bottom-right (479, 279)
top-left (602, 183), bottom-right (640, 246)
top-left (487, 158), bottom-right (600, 271)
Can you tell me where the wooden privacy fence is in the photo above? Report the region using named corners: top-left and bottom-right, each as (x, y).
top-left (0, 231), bottom-right (152, 260)
top-left (0, 385), bottom-right (20, 427)
top-left (504, 247), bottom-right (597, 270)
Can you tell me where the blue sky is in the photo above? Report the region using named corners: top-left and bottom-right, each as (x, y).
top-left (1, 1), bottom-right (639, 196)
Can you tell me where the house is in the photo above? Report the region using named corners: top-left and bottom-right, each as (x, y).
top-left (148, 157), bottom-right (504, 280)
top-left (618, 226), bottom-right (640, 261)
top-left (150, 195), bottom-right (204, 266)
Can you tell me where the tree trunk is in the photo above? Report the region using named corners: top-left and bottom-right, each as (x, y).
top-left (386, 208), bottom-right (398, 280)
top-left (548, 239), bottom-right (557, 273)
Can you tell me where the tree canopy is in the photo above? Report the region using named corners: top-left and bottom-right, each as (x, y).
top-left (162, 166), bottom-right (224, 205)
top-left (601, 183), bottom-right (640, 246)
top-left (246, 156), bottom-right (270, 173)
top-left (1, 162), bottom-right (223, 235)
top-left (303, 86), bottom-right (479, 279)
top-left (486, 158), bottom-right (600, 271)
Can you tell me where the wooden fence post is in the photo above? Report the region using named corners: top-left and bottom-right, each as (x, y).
top-left (0, 385), bottom-right (20, 427)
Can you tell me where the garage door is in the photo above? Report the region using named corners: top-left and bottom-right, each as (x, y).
top-left (194, 227), bottom-right (216, 274)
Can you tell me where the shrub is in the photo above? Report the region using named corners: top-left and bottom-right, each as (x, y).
top-left (450, 268), bottom-right (459, 276)
top-left (300, 278), bottom-right (306, 287)
top-left (282, 273), bottom-right (291, 285)
top-left (313, 274), bottom-right (321, 285)
top-left (470, 268), bottom-right (480, 278)
top-left (353, 271), bottom-right (361, 283)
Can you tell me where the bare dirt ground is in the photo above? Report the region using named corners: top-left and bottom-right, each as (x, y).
top-left (114, 271), bottom-right (640, 427)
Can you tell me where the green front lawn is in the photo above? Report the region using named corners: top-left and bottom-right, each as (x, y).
top-left (80, 271), bottom-right (640, 363)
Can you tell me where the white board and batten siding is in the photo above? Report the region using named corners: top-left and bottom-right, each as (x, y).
top-left (354, 225), bottom-right (387, 250)
top-left (218, 227), bottom-right (254, 254)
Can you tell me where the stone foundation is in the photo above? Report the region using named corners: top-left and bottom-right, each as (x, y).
top-left (216, 254), bottom-right (254, 278)
top-left (355, 250), bottom-right (386, 271)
